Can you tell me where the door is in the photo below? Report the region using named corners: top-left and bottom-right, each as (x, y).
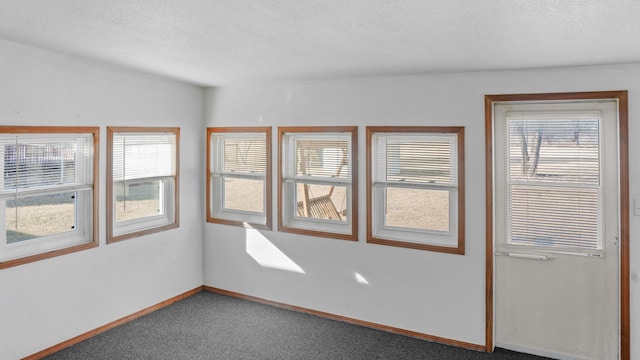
top-left (493, 100), bottom-right (620, 360)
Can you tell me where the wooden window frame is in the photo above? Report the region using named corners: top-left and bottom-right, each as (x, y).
top-left (0, 126), bottom-right (99, 270)
top-left (106, 127), bottom-right (180, 243)
top-left (366, 126), bottom-right (465, 254)
top-left (206, 127), bottom-right (272, 230)
top-left (278, 126), bottom-right (358, 241)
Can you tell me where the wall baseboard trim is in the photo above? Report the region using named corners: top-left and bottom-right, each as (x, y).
top-left (24, 285), bottom-right (485, 359)
top-left (23, 286), bottom-right (204, 360)
top-left (203, 285), bottom-right (485, 352)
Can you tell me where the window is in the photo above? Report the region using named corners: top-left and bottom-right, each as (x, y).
top-left (0, 127), bottom-right (98, 269)
top-left (207, 127), bottom-right (271, 229)
top-left (279, 126), bottom-right (357, 241)
top-left (107, 127), bottom-right (179, 243)
top-left (367, 126), bottom-right (464, 253)
top-left (506, 113), bottom-right (602, 252)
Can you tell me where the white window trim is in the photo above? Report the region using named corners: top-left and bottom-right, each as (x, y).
top-left (279, 127), bottom-right (357, 240)
top-left (281, 179), bottom-right (353, 234)
top-left (503, 110), bottom-right (605, 255)
top-left (207, 128), bottom-right (271, 229)
top-left (371, 184), bottom-right (458, 246)
top-left (0, 129), bottom-right (97, 265)
top-left (367, 126), bottom-right (464, 253)
top-left (107, 127), bottom-right (179, 243)
top-left (0, 190), bottom-right (93, 261)
top-left (111, 177), bottom-right (175, 238)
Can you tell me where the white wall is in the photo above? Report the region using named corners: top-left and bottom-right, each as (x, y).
top-left (0, 39), bottom-right (204, 359)
top-left (203, 64), bottom-right (640, 356)
top-left (1, 35), bottom-right (637, 359)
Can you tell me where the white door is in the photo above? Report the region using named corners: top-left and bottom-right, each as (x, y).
top-left (494, 100), bottom-right (619, 360)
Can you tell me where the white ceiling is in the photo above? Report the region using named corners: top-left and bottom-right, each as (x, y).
top-left (1, 0), bottom-right (639, 87)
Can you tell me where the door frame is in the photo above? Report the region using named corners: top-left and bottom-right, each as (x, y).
top-left (484, 91), bottom-right (630, 360)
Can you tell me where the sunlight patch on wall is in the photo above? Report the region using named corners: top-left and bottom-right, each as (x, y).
top-left (355, 272), bottom-right (369, 285)
top-left (245, 228), bottom-right (305, 274)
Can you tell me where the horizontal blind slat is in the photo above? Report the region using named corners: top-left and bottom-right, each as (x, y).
top-left (507, 116), bottom-right (602, 251)
top-left (372, 133), bottom-right (457, 186)
top-left (211, 132), bottom-right (267, 175)
top-left (2, 134), bottom-right (94, 193)
top-left (507, 117), bottom-right (599, 185)
top-left (112, 132), bottom-right (176, 181)
top-left (282, 132), bottom-right (351, 181)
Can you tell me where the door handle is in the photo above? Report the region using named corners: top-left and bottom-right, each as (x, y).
top-left (495, 252), bottom-right (554, 261)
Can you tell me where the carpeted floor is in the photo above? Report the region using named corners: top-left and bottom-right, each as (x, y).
top-left (44, 291), bottom-right (550, 360)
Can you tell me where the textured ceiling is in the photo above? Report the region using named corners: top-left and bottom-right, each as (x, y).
top-left (0, 0), bottom-right (639, 86)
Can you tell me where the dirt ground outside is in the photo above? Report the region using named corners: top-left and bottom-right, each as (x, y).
top-left (222, 178), bottom-right (450, 231)
top-left (6, 199), bottom-right (160, 244)
top-left (6, 179), bottom-right (450, 244)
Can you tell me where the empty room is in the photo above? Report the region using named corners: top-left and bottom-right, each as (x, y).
top-left (0, 1), bottom-right (638, 359)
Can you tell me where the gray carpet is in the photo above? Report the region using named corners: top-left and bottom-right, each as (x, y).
top-left (44, 291), bottom-right (550, 360)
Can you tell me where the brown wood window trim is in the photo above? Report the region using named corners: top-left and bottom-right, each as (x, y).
top-left (0, 126), bottom-right (99, 270)
top-left (366, 126), bottom-right (465, 255)
top-left (206, 127), bottom-right (272, 230)
top-left (278, 126), bottom-right (358, 241)
top-left (106, 127), bottom-right (180, 244)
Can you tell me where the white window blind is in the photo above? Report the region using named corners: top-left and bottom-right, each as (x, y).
top-left (0, 134), bottom-right (94, 196)
top-left (507, 116), bottom-right (601, 250)
top-left (214, 133), bottom-right (267, 177)
top-left (112, 132), bottom-right (176, 182)
top-left (282, 134), bottom-right (351, 182)
top-left (372, 133), bottom-right (457, 188)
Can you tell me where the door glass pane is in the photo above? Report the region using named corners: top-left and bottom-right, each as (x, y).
top-left (385, 188), bottom-right (449, 232)
top-left (508, 118), bottom-right (599, 184)
top-left (509, 185), bottom-right (600, 249)
top-left (507, 117), bottom-right (601, 250)
top-left (6, 192), bottom-right (76, 244)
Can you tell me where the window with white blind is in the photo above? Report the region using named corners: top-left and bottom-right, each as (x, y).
top-left (207, 127), bottom-right (271, 229)
top-left (279, 127), bottom-right (357, 241)
top-left (367, 127), bottom-right (464, 253)
top-left (506, 114), bottom-right (602, 251)
top-left (107, 127), bottom-right (179, 243)
top-left (0, 127), bottom-right (98, 268)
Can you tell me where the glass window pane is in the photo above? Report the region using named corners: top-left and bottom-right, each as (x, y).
top-left (222, 137), bottom-right (266, 174)
top-left (508, 118), bottom-right (599, 184)
top-left (509, 184), bottom-right (600, 249)
top-left (385, 138), bottom-right (454, 185)
top-left (1, 135), bottom-right (94, 193)
top-left (112, 133), bottom-right (176, 182)
top-left (385, 188), bottom-right (449, 232)
top-left (295, 183), bottom-right (347, 222)
top-left (294, 139), bottom-right (350, 179)
top-left (507, 117), bottom-right (602, 250)
top-left (223, 177), bottom-right (264, 213)
top-left (6, 192), bottom-right (76, 244)
top-left (115, 180), bottom-right (162, 223)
